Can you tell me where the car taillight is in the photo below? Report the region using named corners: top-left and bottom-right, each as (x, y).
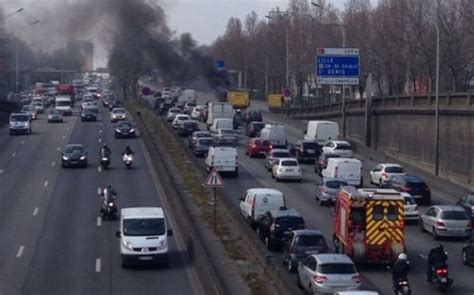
top-left (251, 144), bottom-right (257, 148)
top-left (436, 221), bottom-right (445, 227)
top-left (382, 173), bottom-right (388, 179)
top-left (300, 147), bottom-right (304, 152)
top-left (314, 274), bottom-right (328, 284)
top-left (269, 145), bottom-right (273, 149)
top-left (400, 185), bottom-right (410, 191)
top-left (321, 187), bottom-right (328, 193)
top-left (436, 268), bottom-right (448, 275)
top-left (351, 274), bottom-right (362, 283)
top-left (270, 224), bottom-right (276, 233)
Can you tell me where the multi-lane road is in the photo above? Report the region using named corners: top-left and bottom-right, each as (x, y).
top-left (160, 92), bottom-right (473, 295)
top-left (0, 104), bottom-right (201, 294)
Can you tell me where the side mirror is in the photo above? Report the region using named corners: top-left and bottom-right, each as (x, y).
top-left (167, 229), bottom-right (173, 236)
top-left (115, 231), bottom-right (121, 238)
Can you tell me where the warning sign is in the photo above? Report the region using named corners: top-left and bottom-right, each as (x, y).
top-left (203, 169), bottom-right (224, 187)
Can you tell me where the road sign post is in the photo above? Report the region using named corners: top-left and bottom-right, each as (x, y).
top-left (203, 169), bottom-right (224, 233)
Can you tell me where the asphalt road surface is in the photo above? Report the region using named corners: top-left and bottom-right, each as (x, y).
top-left (0, 103), bottom-right (201, 294)
top-left (156, 92), bottom-right (473, 295)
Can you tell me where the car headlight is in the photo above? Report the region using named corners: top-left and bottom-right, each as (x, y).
top-left (62, 156), bottom-right (69, 160)
top-left (129, 128), bottom-right (135, 133)
top-left (157, 239), bottom-right (167, 250)
top-left (115, 129), bottom-right (122, 133)
top-left (122, 240), bottom-right (133, 251)
top-left (80, 156), bottom-right (86, 160)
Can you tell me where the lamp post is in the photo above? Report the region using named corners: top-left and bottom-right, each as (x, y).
top-left (266, 11), bottom-right (290, 89)
top-left (434, 21), bottom-right (440, 176)
top-left (0, 8), bottom-right (23, 21)
top-left (15, 20), bottom-right (40, 93)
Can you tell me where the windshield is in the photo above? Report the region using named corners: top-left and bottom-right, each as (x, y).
top-left (441, 210), bottom-right (469, 220)
top-left (296, 235), bottom-right (327, 247)
top-left (56, 101), bottom-right (70, 107)
top-left (386, 166), bottom-right (405, 173)
top-left (123, 218), bottom-right (165, 236)
top-left (404, 196), bottom-right (416, 205)
top-left (318, 263), bottom-right (357, 274)
top-left (273, 152), bottom-right (290, 158)
top-left (221, 129), bottom-right (234, 135)
top-left (118, 122), bottom-right (133, 128)
top-left (336, 143), bottom-right (352, 150)
top-left (65, 146), bottom-right (84, 153)
top-left (198, 139), bottom-right (213, 145)
top-left (21, 106), bottom-right (31, 112)
top-left (281, 160), bottom-right (298, 166)
top-left (11, 115), bottom-right (29, 122)
top-left (466, 195), bottom-right (474, 205)
top-left (326, 180), bottom-right (348, 189)
top-left (113, 109), bottom-right (125, 114)
top-left (302, 142), bottom-right (319, 149)
top-left (275, 217), bottom-right (305, 228)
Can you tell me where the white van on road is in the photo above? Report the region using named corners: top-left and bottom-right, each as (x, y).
top-left (322, 157), bottom-right (363, 187)
top-left (304, 120), bottom-right (339, 146)
top-left (205, 146), bottom-right (238, 176)
top-left (260, 124), bottom-right (287, 149)
top-left (240, 188), bottom-right (286, 228)
top-left (55, 95), bottom-right (72, 116)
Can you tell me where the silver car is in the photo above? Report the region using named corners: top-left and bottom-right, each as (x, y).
top-left (315, 177), bottom-right (348, 206)
top-left (420, 205), bottom-right (472, 239)
top-left (264, 149), bottom-right (291, 171)
top-left (297, 254), bottom-right (361, 294)
top-left (166, 108), bottom-right (181, 122)
top-left (272, 158), bottom-right (302, 182)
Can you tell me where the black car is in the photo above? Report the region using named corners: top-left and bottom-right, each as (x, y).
top-left (81, 109), bottom-right (97, 122)
top-left (314, 153), bottom-right (341, 175)
top-left (188, 131), bottom-right (211, 148)
top-left (462, 237), bottom-right (474, 266)
top-left (386, 175), bottom-right (431, 205)
top-left (245, 111), bottom-right (263, 126)
top-left (108, 100), bottom-right (122, 111)
top-left (257, 208), bottom-right (306, 250)
top-left (177, 120), bottom-right (199, 137)
top-left (61, 144), bottom-right (88, 168)
top-left (192, 137), bottom-right (213, 157)
top-left (282, 229), bottom-right (328, 272)
top-left (115, 121), bottom-right (136, 138)
top-left (246, 121), bottom-right (266, 138)
top-left (456, 192), bottom-right (474, 220)
top-left (290, 140), bottom-right (322, 163)
top-left (159, 102), bottom-right (173, 115)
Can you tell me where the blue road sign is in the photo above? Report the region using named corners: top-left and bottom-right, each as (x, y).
top-left (316, 48), bottom-right (360, 85)
top-left (216, 60), bottom-right (225, 69)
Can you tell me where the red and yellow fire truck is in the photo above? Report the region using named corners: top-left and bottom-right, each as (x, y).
top-left (333, 187), bottom-right (406, 264)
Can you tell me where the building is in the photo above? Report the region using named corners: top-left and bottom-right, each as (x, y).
top-left (67, 40), bottom-right (94, 72)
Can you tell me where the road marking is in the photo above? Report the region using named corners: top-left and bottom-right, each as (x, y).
top-left (16, 246), bottom-right (25, 258)
top-left (99, 130), bottom-right (103, 133)
top-left (97, 217), bottom-right (102, 227)
top-left (44, 180), bottom-right (49, 188)
top-left (11, 153), bottom-right (16, 157)
top-left (62, 136), bottom-right (66, 140)
top-left (99, 123), bottom-right (102, 126)
top-left (95, 258), bottom-right (101, 272)
top-left (97, 187), bottom-right (102, 194)
top-left (98, 166), bottom-right (102, 172)
top-left (32, 207), bottom-right (39, 216)
top-left (0, 169), bottom-right (3, 174)
top-left (51, 161), bottom-right (56, 167)
top-left (98, 138), bottom-right (102, 143)
top-left (21, 140), bottom-right (25, 145)
top-left (67, 127), bottom-right (70, 131)
top-left (418, 253), bottom-right (427, 260)
top-left (57, 147), bottom-right (61, 151)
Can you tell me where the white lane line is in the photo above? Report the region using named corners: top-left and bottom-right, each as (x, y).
top-left (21, 140), bottom-right (25, 145)
top-left (97, 166), bottom-right (102, 172)
top-left (0, 169), bottom-right (3, 174)
top-left (67, 127), bottom-right (70, 130)
top-left (418, 253), bottom-right (427, 260)
top-left (62, 136), bottom-right (66, 140)
top-left (97, 187), bottom-right (102, 194)
top-left (99, 123), bottom-right (102, 126)
top-left (33, 207), bottom-right (39, 216)
top-left (97, 217), bottom-right (102, 227)
top-left (51, 161), bottom-right (56, 167)
top-left (98, 138), bottom-right (102, 143)
top-left (99, 130), bottom-right (103, 133)
top-left (11, 153), bottom-right (16, 157)
top-left (57, 147), bottom-right (61, 151)
top-left (44, 180), bottom-right (49, 188)
top-left (16, 246), bottom-right (25, 258)
top-left (95, 258), bottom-right (101, 272)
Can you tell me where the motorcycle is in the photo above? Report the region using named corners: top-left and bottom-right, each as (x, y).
top-left (429, 263), bottom-right (453, 291)
top-left (99, 188), bottom-right (117, 220)
top-left (100, 155), bottom-right (110, 169)
top-left (123, 153), bottom-right (133, 169)
top-left (394, 278), bottom-right (411, 295)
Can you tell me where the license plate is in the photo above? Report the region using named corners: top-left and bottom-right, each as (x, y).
top-left (440, 278), bottom-right (447, 283)
top-left (284, 231), bottom-right (291, 235)
top-left (307, 149), bottom-right (315, 153)
top-left (70, 161), bottom-right (77, 164)
top-left (139, 256), bottom-right (153, 261)
top-left (413, 195), bottom-right (422, 198)
top-left (285, 169), bottom-right (292, 172)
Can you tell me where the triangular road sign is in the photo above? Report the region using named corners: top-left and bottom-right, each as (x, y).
top-left (203, 169), bottom-right (224, 187)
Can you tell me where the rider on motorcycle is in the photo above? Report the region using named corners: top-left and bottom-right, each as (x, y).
top-left (427, 244), bottom-right (448, 282)
top-left (102, 185), bottom-right (116, 202)
top-left (393, 253), bottom-right (410, 290)
top-left (122, 146), bottom-right (134, 156)
top-left (100, 143), bottom-right (111, 158)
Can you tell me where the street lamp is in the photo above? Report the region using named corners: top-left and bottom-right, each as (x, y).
top-left (0, 8), bottom-right (24, 21)
top-left (434, 21), bottom-right (440, 175)
top-left (266, 11), bottom-right (290, 89)
top-left (16, 20), bottom-right (40, 93)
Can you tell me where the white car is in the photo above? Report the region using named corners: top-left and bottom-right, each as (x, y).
top-left (420, 205), bottom-right (472, 239)
top-left (191, 106), bottom-right (204, 120)
top-left (369, 163), bottom-right (407, 187)
top-left (322, 140), bottom-right (354, 158)
top-left (401, 192), bottom-right (419, 222)
top-left (110, 108), bottom-right (127, 122)
top-left (297, 254), bottom-right (361, 294)
top-left (31, 102), bottom-right (45, 114)
top-left (166, 108), bottom-right (181, 122)
top-left (272, 158), bottom-right (302, 182)
top-left (172, 114), bottom-right (190, 129)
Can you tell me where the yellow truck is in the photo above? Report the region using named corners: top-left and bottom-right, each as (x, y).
top-left (267, 93), bottom-right (283, 111)
top-left (227, 90), bottom-right (250, 109)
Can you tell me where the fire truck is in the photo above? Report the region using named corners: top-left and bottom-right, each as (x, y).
top-left (333, 187), bottom-right (406, 264)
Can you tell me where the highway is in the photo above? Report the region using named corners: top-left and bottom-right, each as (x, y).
top-left (0, 103), bottom-right (201, 294)
top-left (158, 92), bottom-right (474, 295)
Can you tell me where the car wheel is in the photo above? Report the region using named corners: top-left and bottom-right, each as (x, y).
top-left (433, 227), bottom-right (439, 240)
top-left (462, 250), bottom-right (468, 265)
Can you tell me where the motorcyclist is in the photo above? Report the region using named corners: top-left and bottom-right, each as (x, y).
top-left (392, 253), bottom-right (410, 290)
top-left (427, 244), bottom-right (448, 282)
top-left (102, 185), bottom-right (116, 202)
top-left (100, 143), bottom-right (111, 158)
top-left (122, 146), bottom-right (134, 156)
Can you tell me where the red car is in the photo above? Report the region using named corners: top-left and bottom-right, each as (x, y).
top-left (246, 138), bottom-right (271, 158)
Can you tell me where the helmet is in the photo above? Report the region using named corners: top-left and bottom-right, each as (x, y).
top-left (103, 143), bottom-right (108, 147)
top-left (398, 253), bottom-right (408, 261)
top-left (437, 244), bottom-right (444, 250)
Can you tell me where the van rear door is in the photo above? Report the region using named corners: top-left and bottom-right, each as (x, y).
top-left (337, 160), bottom-right (361, 185)
top-left (254, 193), bottom-right (285, 220)
top-left (213, 149), bottom-right (236, 171)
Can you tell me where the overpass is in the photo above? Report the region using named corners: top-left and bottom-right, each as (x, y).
top-left (282, 92), bottom-right (474, 188)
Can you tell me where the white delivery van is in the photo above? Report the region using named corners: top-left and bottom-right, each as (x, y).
top-left (205, 146), bottom-right (238, 176)
top-left (260, 124), bottom-right (287, 148)
top-left (177, 89), bottom-right (197, 106)
top-left (116, 207), bottom-right (173, 268)
top-left (210, 118), bottom-right (234, 133)
top-left (206, 102), bottom-right (233, 127)
top-left (55, 95), bottom-right (72, 116)
top-left (322, 157), bottom-right (363, 187)
top-left (240, 188), bottom-right (286, 228)
top-left (304, 120), bottom-right (339, 145)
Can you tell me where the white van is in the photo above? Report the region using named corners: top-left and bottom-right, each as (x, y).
top-left (207, 102), bottom-right (233, 127)
top-left (55, 95), bottom-right (72, 116)
top-left (205, 146), bottom-right (238, 176)
top-left (240, 188), bottom-right (286, 227)
top-left (260, 124), bottom-right (287, 148)
top-left (116, 207), bottom-right (173, 267)
top-left (322, 158), bottom-right (363, 187)
top-left (304, 120), bottom-right (339, 145)
top-left (210, 118), bottom-right (233, 133)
